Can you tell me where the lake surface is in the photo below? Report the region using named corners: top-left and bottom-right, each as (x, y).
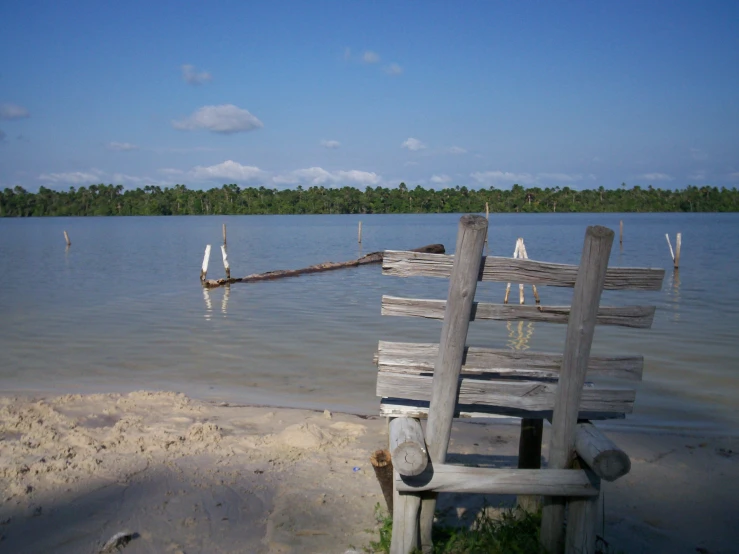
top-left (1, 213), bottom-right (737, 436)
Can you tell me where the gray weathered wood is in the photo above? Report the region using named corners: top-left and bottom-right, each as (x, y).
top-left (396, 464), bottom-right (598, 496)
top-left (376, 372), bottom-right (635, 414)
top-left (378, 398), bottom-right (625, 421)
top-left (377, 340), bottom-right (644, 380)
top-left (565, 464), bottom-right (601, 554)
top-left (390, 484), bottom-right (420, 554)
top-left (389, 418), bottom-right (428, 477)
top-left (541, 225), bottom-right (614, 554)
top-left (382, 296), bottom-right (656, 328)
top-left (382, 250), bottom-right (664, 290)
top-left (517, 418), bottom-right (544, 513)
top-left (575, 422), bottom-right (631, 482)
top-left (421, 214), bottom-right (488, 551)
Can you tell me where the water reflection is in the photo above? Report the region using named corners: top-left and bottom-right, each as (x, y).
top-left (507, 320), bottom-right (534, 351)
top-left (203, 288), bottom-right (212, 320)
top-left (203, 286), bottom-right (230, 320)
top-left (667, 269), bottom-right (681, 321)
top-left (221, 285), bottom-right (230, 315)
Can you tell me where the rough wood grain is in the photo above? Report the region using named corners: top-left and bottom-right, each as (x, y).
top-left (541, 225), bottom-right (614, 554)
top-left (203, 244), bottom-right (445, 288)
top-left (389, 418), bottom-right (428, 477)
top-left (376, 372), bottom-right (635, 414)
top-left (575, 422), bottom-right (631, 482)
top-left (382, 296), bottom-right (656, 328)
top-left (376, 341), bottom-right (644, 380)
top-left (390, 484), bottom-right (421, 554)
top-left (395, 464), bottom-right (598, 497)
top-left (565, 462), bottom-right (601, 554)
top-left (382, 250), bottom-right (664, 291)
top-left (200, 244), bottom-right (211, 283)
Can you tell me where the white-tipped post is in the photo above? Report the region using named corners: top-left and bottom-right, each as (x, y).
top-left (63, 230), bottom-right (71, 247)
top-left (358, 221), bottom-right (363, 244)
top-left (221, 244), bottom-right (231, 279)
top-left (201, 245), bottom-right (211, 283)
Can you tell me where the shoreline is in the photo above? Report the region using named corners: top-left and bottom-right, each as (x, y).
top-left (1, 390), bottom-right (738, 553)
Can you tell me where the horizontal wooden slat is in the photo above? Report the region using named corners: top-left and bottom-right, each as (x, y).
top-left (379, 398), bottom-right (625, 421)
top-left (376, 372), bottom-right (635, 414)
top-left (377, 341), bottom-right (644, 380)
top-left (395, 464), bottom-right (598, 496)
top-left (382, 296), bottom-right (656, 329)
top-left (382, 250), bottom-right (665, 291)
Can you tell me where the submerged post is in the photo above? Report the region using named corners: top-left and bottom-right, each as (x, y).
top-left (540, 225), bottom-right (614, 554)
top-left (63, 230), bottom-right (71, 247)
top-left (201, 245), bottom-right (212, 284)
top-left (674, 233), bottom-right (681, 269)
top-left (221, 245), bottom-right (231, 280)
top-left (619, 220), bottom-right (623, 246)
top-left (358, 221), bottom-right (363, 244)
top-left (222, 223), bottom-right (227, 246)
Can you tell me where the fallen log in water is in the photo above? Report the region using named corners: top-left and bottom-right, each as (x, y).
top-left (202, 243), bottom-right (445, 288)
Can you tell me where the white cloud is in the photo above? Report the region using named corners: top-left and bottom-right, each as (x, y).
top-left (363, 50), bottom-right (380, 64)
top-left (320, 139), bottom-right (341, 149)
top-left (430, 174), bottom-right (452, 184)
top-left (107, 141), bottom-right (139, 151)
top-left (470, 171), bottom-right (537, 186)
top-left (728, 172), bottom-right (739, 181)
top-left (273, 167), bottom-right (381, 187)
top-left (688, 171), bottom-right (707, 182)
top-left (39, 169), bottom-right (104, 184)
top-left (0, 103), bottom-right (30, 120)
top-left (173, 104), bottom-right (263, 134)
top-left (401, 137), bottom-right (427, 151)
top-left (447, 146), bottom-right (467, 154)
top-left (384, 63), bottom-right (403, 75)
top-left (181, 64), bottom-right (212, 85)
top-left (537, 173), bottom-right (583, 183)
top-left (690, 148), bottom-right (707, 161)
top-left (639, 172), bottom-right (673, 181)
top-left (191, 160), bottom-right (265, 181)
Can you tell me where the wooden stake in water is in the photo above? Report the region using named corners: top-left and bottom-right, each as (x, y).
top-left (484, 202), bottom-right (489, 244)
top-left (666, 234), bottom-right (675, 263)
top-left (503, 239), bottom-right (522, 304)
top-left (619, 220), bottom-right (623, 245)
top-left (201, 245), bottom-right (211, 283)
top-left (674, 233), bottom-right (681, 269)
top-left (63, 230), bottom-right (71, 247)
top-left (358, 221), bottom-right (363, 244)
top-left (221, 245), bottom-right (231, 280)
top-left (222, 223), bottom-right (227, 247)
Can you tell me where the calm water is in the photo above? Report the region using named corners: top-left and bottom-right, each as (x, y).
top-left (1, 213), bottom-right (737, 436)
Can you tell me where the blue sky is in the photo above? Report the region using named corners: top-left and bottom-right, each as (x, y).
top-left (1, 0), bottom-right (737, 192)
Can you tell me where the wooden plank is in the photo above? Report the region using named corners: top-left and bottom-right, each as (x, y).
top-left (389, 418), bottom-right (428, 477)
top-left (382, 250), bottom-right (664, 291)
top-left (390, 484), bottom-right (421, 554)
top-left (395, 464), bottom-right (598, 497)
top-left (376, 372), bottom-right (635, 414)
top-left (575, 422), bottom-right (631, 482)
top-left (378, 398), bottom-right (626, 421)
top-left (377, 341), bottom-right (644, 380)
top-left (382, 296), bottom-right (656, 329)
top-left (542, 225), bottom-right (614, 554)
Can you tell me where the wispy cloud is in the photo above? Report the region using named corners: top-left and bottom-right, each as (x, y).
top-left (728, 172), bottom-right (739, 181)
top-left (447, 146), bottom-right (467, 154)
top-left (430, 174), bottom-right (452, 184)
top-left (273, 167), bottom-right (381, 187)
top-left (690, 148), bottom-right (707, 161)
top-left (537, 173), bottom-right (584, 183)
top-left (384, 63), bottom-right (403, 76)
top-left (362, 50), bottom-right (380, 64)
top-left (470, 171), bottom-right (537, 186)
top-left (191, 160), bottom-right (265, 181)
top-left (39, 169), bottom-right (104, 184)
top-left (181, 64), bottom-right (212, 85)
top-left (320, 139), bottom-right (341, 149)
top-left (0, 103), bottom-right (30, 120)
top-left (401, 137), bottom-right (427, 151)
top-left (173, 104), bottom-right (263, 134)
top-left (106, 141), bottom-right (139, 152)
top-left (639, 172), bottom-right (673, 181)
top-left (158, 168), bottom-right (186, 176)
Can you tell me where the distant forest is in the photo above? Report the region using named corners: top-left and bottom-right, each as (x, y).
top-left (1, 183), bottom-right (737, 216)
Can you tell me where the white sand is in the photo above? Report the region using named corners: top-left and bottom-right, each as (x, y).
top-left (0, 391), bottom-right (737, 553)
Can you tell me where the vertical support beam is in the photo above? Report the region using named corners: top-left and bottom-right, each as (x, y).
top-left (540, 225), bottom-right (614, 554)
top-left (221, 245), bottom-right (231, 280)
top-left (417, 214), bottom-right (488, 551)
top-left (565, 464), bottom-right (601, 554)
top-left (674, 232), bottom-right (681, 269)
top-left (201, 245), bottom-right (211, 284)
top-left (63, 230), bottom-right (71, 247)
top-left (619, 220), bottom-right (623, 246)
top-left (665, 234), bottom-right (675, 262)
top-left (358, 221), bottom-right (363, 244)
top-left (222, 223), bottom-right (227, 247)
top-left (516, 418), bottom-right (544, 513)
top-left (390, 484), bottom-right (421, 554)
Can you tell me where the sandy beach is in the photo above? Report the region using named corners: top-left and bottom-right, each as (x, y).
top-left (0, 391), bottom-right (737, 554)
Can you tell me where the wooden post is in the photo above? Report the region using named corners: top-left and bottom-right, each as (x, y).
top-left (619, 220), bottom-right (623, 246)
top-left (389, 418), bottom-right (428, 476)
top-left (201, 245), bottom-right (211, 283)
top-left (540, 225), bottom-right (614, 554)
top-left (519, 240), bottom-right (540, 305)
top-left (517, 418), bottom-right (544, 513)
top-left (370, 449), bottom-right (394, 515)
top-left (484, 202), bottom-right (489, 244)
top-left (417, 214), bottom-right (488, 551)
top-left (358, 221), bottom-right (363, 244)
top-left (575, 422), bottom-right (631, 482)
top-left (222, 223), bottom-right (227, 246)
top-left (221, 245), bottom-right (231, 280)
top-left (504, 239), bottom-right (522, 304)
top-left (565, 462), bottom-right (601, 554)
top-left (63, 230), bottom-right (71, 247)
top-left (674, 232), bottom-right (681, 269)
top-left (391, 485), bottom-right (421, 554)
top-left (665, 234), bottom-right (675, 262)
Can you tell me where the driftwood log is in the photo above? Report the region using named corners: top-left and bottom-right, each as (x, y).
top-left (202, 244), bottom-right (445, 288)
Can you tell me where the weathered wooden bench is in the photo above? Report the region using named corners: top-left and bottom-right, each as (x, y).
top-left (375, 215), bottom-right (664, 554)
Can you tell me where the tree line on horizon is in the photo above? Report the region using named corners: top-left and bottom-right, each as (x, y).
top-left (1, 182), bottom-right (737, 217)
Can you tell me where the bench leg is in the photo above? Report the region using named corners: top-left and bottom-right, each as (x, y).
top-left (419, 492), bottom-right (437, 553)
top-left (517, 417), bottom-right (544, 513)
top-left (565, 475), bottom-right (601, 554)
top-left (390, 478), bottom-right (421, 554)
